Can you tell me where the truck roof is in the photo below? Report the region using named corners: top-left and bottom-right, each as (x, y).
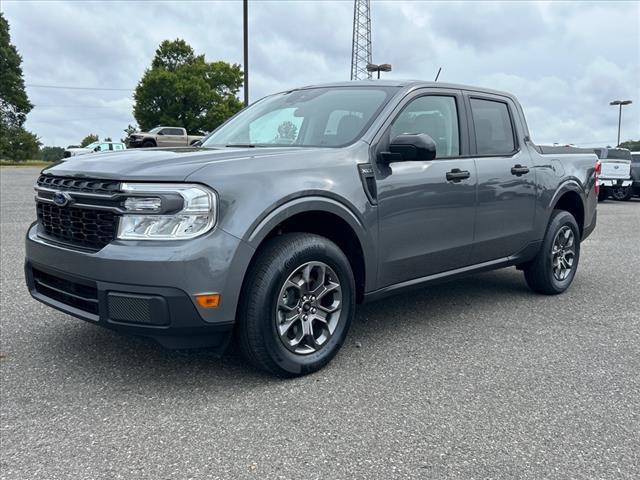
top-left (293, 80), bottom-right (518, 102)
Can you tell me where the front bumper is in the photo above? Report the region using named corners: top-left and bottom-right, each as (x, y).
top-left (25, 222), bottom-right (254, 349)
top-left (599, 179), bottom-right (632, 187)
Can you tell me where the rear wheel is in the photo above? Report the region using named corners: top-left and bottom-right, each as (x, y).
top-left (523, 210), bottom-right (580, 295)
top-left (611, 186), bottom-right (633, 201)
top-left (236, 233), bottom-right (355, 377)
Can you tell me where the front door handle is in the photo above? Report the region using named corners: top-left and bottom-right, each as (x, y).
top-left (446, 168), bottom-right (471, 182)
top-left (511, 164), bottom-right (530, 176)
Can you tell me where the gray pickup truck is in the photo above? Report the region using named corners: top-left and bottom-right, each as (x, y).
top-left (25, 81), bottom-right (598, 377)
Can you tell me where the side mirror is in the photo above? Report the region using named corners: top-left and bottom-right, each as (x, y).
top-left (383, 133), bottom-right (437, 162)
top-left (93, 146), bottom-right (100, 152)
top-left (191, 140), bottom-right (202, 147)
top-left (157, 131), bottom-right (164, 135)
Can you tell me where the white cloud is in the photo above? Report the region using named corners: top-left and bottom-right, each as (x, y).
top-left (1, 0), bottom-right (638, 147)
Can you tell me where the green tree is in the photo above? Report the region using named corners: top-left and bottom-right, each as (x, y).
top-left (39, 146), bottom-right (65, 162)
top-left (2, 127), bottom-right (40, 160)
top-left (0, 13), bottom-right (40, 160)
top-left (133, 39), bottom-right (243, 134)
top-left (619, 140), bottom-right (640, 151)
top-left (103, 137), bottom-right (112, 142)
top-left (80, 134), bottom-right (99, 147)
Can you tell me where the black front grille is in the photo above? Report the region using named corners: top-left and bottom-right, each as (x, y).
top-left (36, 175), bottom-right (121, 250)
top-left (37, 175), bottom-right (120, 194)
top-left (37, 202), bottom-right (117, 250)
top-left (32, 268), bottom-right (99, 315)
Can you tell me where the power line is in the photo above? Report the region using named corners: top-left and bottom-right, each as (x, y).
top-left (26, 83), bottom-right (134, 91)
top-left (34, 105), bottom-right (131, 109)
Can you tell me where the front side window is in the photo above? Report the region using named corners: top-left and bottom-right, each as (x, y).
top-left (390, 95), bottom-right (460, 158)
top-left (203, 86), bottom-right (397, 148)
top-left (470, 98), bottom-right (516, 155)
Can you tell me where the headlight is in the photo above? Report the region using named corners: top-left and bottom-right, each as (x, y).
top-left (117, 183), bottom-right (217, 240)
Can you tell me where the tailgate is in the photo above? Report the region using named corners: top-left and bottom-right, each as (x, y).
top-left (601, 160), bottom-right (631, 179)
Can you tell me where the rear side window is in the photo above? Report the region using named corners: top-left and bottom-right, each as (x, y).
top-left (470, 98), bottom-right (516, 155)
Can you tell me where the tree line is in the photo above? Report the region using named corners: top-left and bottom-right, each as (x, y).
top-left (1, 12), bottom-right (243, 161)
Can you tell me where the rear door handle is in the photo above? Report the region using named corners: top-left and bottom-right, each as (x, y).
top-left (446, 168), bottom-right (471, 182)
top-left (511, 164), bottom-right (530, 176)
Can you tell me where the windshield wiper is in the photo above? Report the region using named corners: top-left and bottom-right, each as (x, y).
top-left (225, 144), bottom-right (256, 148)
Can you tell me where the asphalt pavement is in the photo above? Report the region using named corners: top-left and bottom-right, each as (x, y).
top-left (1, 167), bottom-right (639, 479)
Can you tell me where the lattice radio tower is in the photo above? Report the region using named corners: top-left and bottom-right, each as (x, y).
top-left (350, 0), bottom-right (372, 80)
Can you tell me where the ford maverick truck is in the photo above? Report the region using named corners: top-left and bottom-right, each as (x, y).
top-left (25, 81), bottom-right (598, 377)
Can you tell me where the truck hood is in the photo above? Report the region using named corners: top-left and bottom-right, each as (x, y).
top-left (42, 146), bottom-right (331, 181)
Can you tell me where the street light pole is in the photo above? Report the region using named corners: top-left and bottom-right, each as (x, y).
top-left (609, 99), bottom-right (632, 146)
top-left (243, 0), bottom-right (249, 107)
top-left (366, 63), bottom-right (392, 79)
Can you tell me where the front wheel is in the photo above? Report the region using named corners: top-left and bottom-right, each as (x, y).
top-left (611, 186), bottom-right (633, 201)
top-left (523, 210), bottom-right (581, 295)
top-left (236, 233), bottom-right (355, 377)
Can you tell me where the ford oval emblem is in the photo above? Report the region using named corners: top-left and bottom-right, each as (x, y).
top-left (614, 165), bottom-right (619, 169)
top-left (53, 191), bottom-right (71, 207)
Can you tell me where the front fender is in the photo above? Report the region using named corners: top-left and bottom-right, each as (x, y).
top-left (241, 194), bottom-right (377, 291)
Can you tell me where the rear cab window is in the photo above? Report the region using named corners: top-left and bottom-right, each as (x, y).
top-left (470, 98), bottom-right (516, 155)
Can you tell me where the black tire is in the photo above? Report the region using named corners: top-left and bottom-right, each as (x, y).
top-left (611, 186), bottom-right (633, 201)
top-left (142, 140), bottom-right (156, 148)
top-left (597, 187), bottom-right (608, 202)
top-left (236, 233), bottom-right (355, 377)
top-left (523, 210), bottom-right (581, 295)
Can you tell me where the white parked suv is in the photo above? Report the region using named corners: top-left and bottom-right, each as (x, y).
top-left (63, 141), bottom-right (126, 158)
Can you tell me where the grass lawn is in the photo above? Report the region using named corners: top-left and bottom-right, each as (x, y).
top-left (0, 160), bottom-right (52, 167)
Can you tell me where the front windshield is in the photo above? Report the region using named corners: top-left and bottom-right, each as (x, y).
top-left (85, 142), bottom-right (99, 149)
top-left (148, 127), bottom-right (162, 134)
top-left (203, 86), bottom-right (398, 148)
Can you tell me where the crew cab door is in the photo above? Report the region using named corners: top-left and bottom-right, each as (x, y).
top-left (165, 128), bottom-right (186, 146)
top-left (465, 94), bottom-right (537, 263)
top-left (373, 90), bottom-right (477, 287)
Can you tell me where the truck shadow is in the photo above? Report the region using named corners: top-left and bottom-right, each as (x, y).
top-left (40, 267), bottom-right (533, 387)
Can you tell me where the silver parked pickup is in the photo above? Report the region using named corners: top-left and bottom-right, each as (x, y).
top-left (128, 126), bottom-right (203, 148)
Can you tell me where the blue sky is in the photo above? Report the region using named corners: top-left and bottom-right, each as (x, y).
top-left (2, 0), bottom-right (639, 147)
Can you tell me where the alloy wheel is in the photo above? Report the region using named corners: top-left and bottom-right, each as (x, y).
top-left (275, 261), bottom-right (343, 355)
top-left (551, 226), bottom-right (576, 281)
top-left (611, 186), bottom-right (629, 200)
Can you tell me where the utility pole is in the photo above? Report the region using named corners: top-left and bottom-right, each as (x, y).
top-left (350, 0), bottom-right (372, 80)
top-left (609, 99), bottom-right (632, 147)
top-left (243, 0), bottom-right (249, 107)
